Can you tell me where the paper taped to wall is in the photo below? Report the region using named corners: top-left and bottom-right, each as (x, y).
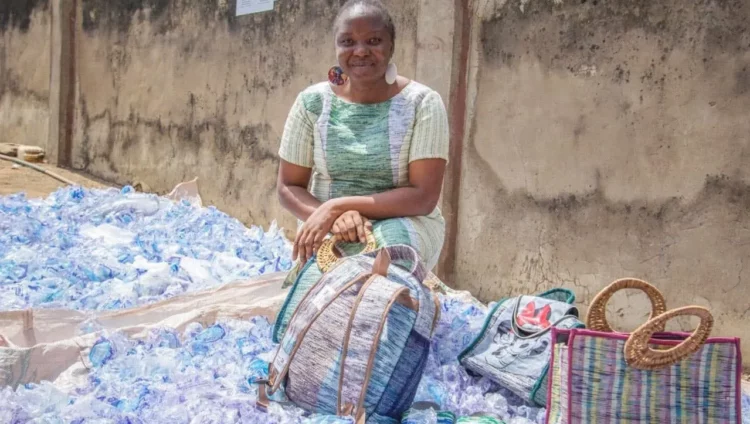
top-left (236, 0), bottom-right (274, 16)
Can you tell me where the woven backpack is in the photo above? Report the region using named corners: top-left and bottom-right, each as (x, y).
top-left (258, 244), bottom-right (440, 423)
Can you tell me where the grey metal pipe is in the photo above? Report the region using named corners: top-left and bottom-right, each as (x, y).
top-left (0, 153), bottom-right (77, 186)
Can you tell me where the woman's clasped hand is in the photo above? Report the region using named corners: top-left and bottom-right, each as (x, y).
top-left (292, 204), bottom-right (372, 262)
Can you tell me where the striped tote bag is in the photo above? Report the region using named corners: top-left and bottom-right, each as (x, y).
top-left (546, 279), bottom-right (743, 424)
top-left (258, 244), bottom-right (439, 424)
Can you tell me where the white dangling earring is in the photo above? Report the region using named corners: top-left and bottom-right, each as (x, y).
top-left (385, 62), bottom-right (398, 85)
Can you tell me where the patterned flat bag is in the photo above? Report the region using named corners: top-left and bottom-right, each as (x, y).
top-left (258, 243), bottom-right (440, 424)
top-left (546, 278), bottom-right (743, 424)
top-left (459, 289), bottom-right (584, 407)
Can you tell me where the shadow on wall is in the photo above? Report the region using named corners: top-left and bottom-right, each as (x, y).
top-left (80, 0), bottom-right (347, 34)
top-left (456, 0), bottom-right (750, 363)
top-left (70, 0), bottom-right (418, 233)
top-left (0, 0), bottom-right (51, 149)
top-left (0, 0), bottom-right (48, 33)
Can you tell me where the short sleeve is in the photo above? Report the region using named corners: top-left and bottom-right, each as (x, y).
top-left (278, 93), bottom-right (315, 168)
top-left (408, 90), bottom-right (450, 163)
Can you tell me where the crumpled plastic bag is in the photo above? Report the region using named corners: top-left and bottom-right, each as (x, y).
top-left (166, 177), bottom-right (202, 207)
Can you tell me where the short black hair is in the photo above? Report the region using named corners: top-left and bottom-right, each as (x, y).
top-left (334, 0), bottom-right (396, 45)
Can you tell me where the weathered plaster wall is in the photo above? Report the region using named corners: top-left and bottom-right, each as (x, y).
top-left (6, 0), bottom-right (747, 362)
top-left (458, 0), bottom-right (750, 351)
top-left (72, 0), bottom-right (420, 232)
top-left (0, 1), bottom-right (51, 150)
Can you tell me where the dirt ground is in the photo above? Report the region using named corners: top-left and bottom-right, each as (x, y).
top-left (0, 159), bottom-right (111, 198)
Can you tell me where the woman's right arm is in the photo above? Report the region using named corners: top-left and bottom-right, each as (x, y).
top-left (277, 91), bottom-right (321, 222)
top-left (276, 160), bottom-right (321, 222)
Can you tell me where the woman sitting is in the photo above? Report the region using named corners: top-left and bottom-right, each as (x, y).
top-left (277, 0), bottom-right (449, 274)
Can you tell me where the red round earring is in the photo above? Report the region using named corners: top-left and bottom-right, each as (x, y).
top-left (328, 66), bottom-right (347, 86)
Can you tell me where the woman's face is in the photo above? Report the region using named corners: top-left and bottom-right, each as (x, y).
top-left (335, 7), bottom-right (393, 85)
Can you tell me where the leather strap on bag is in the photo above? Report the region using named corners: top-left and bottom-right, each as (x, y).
top-left (268, 273), bottom-right (375, 394)
top-left (255, 379), bottom-right (270, 411)
top-left (355, 288), bottom-right (413, 417)
top-left (337, 276), bottom-right (411, 417)
top-left (362, 245), bottom-right (437, 340)
top-left (355, 246), bottom-right (437, 341)
top-left (337, 274), bottom-right (381, 415)
top-left (360, 244), bottom-right (428, 283)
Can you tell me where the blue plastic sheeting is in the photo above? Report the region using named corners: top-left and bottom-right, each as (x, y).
top-left (0, 298), bottom-right (551, 423)
top-left (1, 186), bottom-right (747, 424)
top-left (0, 186), bottom-right (293, 311)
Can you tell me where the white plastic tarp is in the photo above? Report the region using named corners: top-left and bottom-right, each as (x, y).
top-left (0, 272), bottom-right (288, 390)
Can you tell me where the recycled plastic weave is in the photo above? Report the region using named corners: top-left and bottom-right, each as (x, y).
top-left (546, 328), bottom-right (742, 424)
top-left (266, 245), bottom-right (438, 423)
top-left (459, 289), bottom-right (583, 407)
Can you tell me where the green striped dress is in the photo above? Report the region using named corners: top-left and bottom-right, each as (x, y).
top-left (278, 81), bottom-right (450, 270)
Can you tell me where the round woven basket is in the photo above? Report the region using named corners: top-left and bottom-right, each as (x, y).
top-left (316, 228), bottom-right (378, 272)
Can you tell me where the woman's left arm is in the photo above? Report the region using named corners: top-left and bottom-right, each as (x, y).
top-left (325, 158), bottom-right (447, 219)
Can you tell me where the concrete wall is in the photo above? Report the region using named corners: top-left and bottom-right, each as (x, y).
top-left (71, 0), bottom-right (422, 230)
top-left (2, 0), bottom-right (748, 363)
top-left (0, 1), bottom-right (51, 150)
top-left (457, 0), bottom-right (750, 346)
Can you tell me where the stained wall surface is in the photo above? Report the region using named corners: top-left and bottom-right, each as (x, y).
top-left (71, 0), bottom-right (420, 230)
top-left (0, 1), bottom-right (51, 150)
top-left (457, 0), bottom-right (750, 348)
top-left (2, 0), bottom-right (749, 363)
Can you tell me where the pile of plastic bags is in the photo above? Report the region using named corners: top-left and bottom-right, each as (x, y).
top-left (0, 186), bottom-right (748, 423)
top-left (0, 186), bottom-right (292, 311)
top-left (0, 296), bottom-right (548, 423)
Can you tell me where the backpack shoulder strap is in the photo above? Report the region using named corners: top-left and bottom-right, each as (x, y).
top-left (372, 246), bottom-right (438, 339)
top-left (360, 245), bottom-right (437, 339)
top-left (337, 275), bottom-right (413, 418)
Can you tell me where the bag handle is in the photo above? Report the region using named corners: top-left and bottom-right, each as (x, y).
top-left (317, 228), bottom-right (378, 272)
top-left (586, 278), bottom-right (668, 333)
top-left (510, 295), bottom-right (579, 339)
top-left (317, 225), bottom-right (427, 284)
top-left (361, 244), bottom-right (428, 283)
top-left (624, 306), bottom-right (714, 370)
